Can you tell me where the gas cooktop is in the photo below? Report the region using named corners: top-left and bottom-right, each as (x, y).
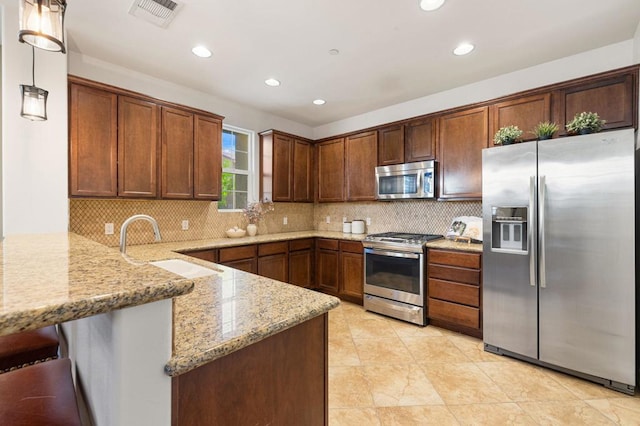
top-left (363, 232), bottom-right (443, 249)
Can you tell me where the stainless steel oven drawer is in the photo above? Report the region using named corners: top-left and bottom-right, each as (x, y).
top-left (364, 294), bottom-right (426, 326)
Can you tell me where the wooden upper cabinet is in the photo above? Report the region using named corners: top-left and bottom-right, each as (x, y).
top-left (438, 106), bottom-right (488, 200)
top-left (345, 131), bottom-right (377, 201)
top-left (555, 71), bottom-right (637, 136)
top-left (118, 96), bottom-right (159, 198)
top-left (377, 124), bottom-right (405, 166)
top-left (194, 114), bottom-right (222, 200)
top-left (272, 133), bottom-right (294, 201)
top-left (293, 139), bottom-right (313, 202)
top-left (162, 107), bottom-right (194, 199)
top-left (316, 138), bottom-right (345, 202)
top-left (69, 83), bottom-right (118, 197)
top-left (490, 93), bottom-right (551, 143)
top-left (405, 117), bottom-right (436, 162)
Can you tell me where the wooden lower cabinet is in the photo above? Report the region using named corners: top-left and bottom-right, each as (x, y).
top-left (315, 239), bottom-right (364, 304)
top-left (180, 249), bottom-right (218, 263)
top-left (172, 314), bottom-right (328, 426)
top-left (219, 245), bottom-right (258, 274)
top-left (257, 242), bottom-right (289, 282)
top-left (427, 248), bottom-right (482, 338)
top-left (289, 239), bottom-right (314, 288)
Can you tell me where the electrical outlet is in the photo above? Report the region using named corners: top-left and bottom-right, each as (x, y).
top-left (104, 223), bottom-right (114, 235)
top-left (366, 217), bottom-right (372, 226)
top-left (326, 216), bottom-right (331, 224)
top-left (182, 220), bottom-right (189, 231)
top-left (283, 216), bottom-right (288, 225)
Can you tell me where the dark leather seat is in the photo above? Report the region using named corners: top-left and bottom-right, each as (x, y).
top-left (0, 326), bottom-right (59, 372)
top-left (0, 358), bottom-right (82, 426)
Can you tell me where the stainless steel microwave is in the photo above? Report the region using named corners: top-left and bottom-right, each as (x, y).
top-left (375, 160), bottom-right (436, 200)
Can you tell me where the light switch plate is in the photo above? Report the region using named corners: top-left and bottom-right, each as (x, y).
top-left (182, 220), bottom-right (189, 230)
top-left (105, 223), bottom-right (114, 235)
top-left (366, 217), bottom-right (372, 226)
top-left (326, 216), bottom-right (331, 224)
top-left (283, 216), bottom-right (288, 225)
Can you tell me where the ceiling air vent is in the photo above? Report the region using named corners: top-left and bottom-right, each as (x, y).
top-left (129, 0), bottom-right (182, 28)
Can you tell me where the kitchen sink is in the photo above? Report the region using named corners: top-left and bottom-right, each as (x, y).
top-left (150, 259), bottom-right (218, 279)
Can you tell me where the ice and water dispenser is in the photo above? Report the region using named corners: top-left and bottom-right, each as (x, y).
top-left (491, 207), bottom-right (528, 253)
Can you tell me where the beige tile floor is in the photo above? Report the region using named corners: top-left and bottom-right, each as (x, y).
top-left (328, 302), bottom-right (640, 425)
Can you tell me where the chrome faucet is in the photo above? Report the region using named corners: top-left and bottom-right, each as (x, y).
top-left (119, 214), bottom-right (162, 254)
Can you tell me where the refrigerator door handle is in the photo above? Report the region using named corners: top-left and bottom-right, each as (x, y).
top-left (529, 176), bottom-right (537, 287)
top-left (539, 175), bottom-right (547, 289)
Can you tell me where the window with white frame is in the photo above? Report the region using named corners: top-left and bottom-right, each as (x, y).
top-left (218, 125), bottom-right (255, 211)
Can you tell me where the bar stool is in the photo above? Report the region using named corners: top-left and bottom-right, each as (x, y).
top-left (0, 326), bottom-right (59, 373)
top-left (0, 358), bottom-right (82, 425)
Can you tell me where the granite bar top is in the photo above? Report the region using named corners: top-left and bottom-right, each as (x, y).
top-left (426, 238), bottom-right (483, 253)
top-left (0, 233), bottom-right (194, 337)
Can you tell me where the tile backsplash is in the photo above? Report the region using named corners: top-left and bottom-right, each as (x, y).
top-left (70, 199), bottom-right (481, 246)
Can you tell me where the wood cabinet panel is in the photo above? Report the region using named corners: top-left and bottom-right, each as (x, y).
top-left (117, 96), bottom-right (159, 198)
top-left (258, 241), bottom-right (289, 257)
top-left (316, 248), bottom-right (339, 293)
top-left (182, 249), bottom-right (218, 263)
top-left (340, 240), bottom-right (363, 254)
top-left (438, 106), bottom-right (488, 200)
top-left (428, 264), bottom-right (480, 286)
top-left (222, 258), bottom-right (257, 274)
top-left (345, 131), bottom-right (377, 201)
top-left (429, 298), bottom-right (480, 329)
top-left (194, 114), bottom-right (222, 200)
top-left (316, 239), bottom-right (339, 251)
top-left (289, 250), bottom-right (314, 288)
top-left (289, 238), bottom-right (314, 252)
top-left (272, 133), bottom-right (294, 201)
top-left (316, 138), bottom-right (345, 202)
top-left (69, 83), bottom-right (118, 197)
top-left (405, 117), bottom-right (436, 162)
top-left (377, 125), bottom-right (405, 166)
top-left (429, 278), bottom-right (479, 307)
top-left (172, 315), bottom-right (327, 426)
top-left (556, 73), bottom-right (636, 135)
top-left (258, 253), bottom-right (288, 282)
top-left (340, 251), bottom-right (363, 303)
top-left (161, 107), bottom-right (194, 199)
top-left (429, 250), bottom-right (481, 269)
top-left (293, 140), bottom-right (313, 202)
top-left (490, 93), bottom-right (551, 143)
top-left (219, 245), bottom-right (257, 262)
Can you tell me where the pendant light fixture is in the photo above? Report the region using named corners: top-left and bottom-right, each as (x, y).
top-left (20, 47), bottom-right (49, 121)
top-left (18, 0), bottom-right (67, 53)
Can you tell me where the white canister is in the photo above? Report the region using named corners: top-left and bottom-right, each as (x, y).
top-left (351, 219), bottom-right (365, 234)
top-left (342, 222), bottom-right (352, 233)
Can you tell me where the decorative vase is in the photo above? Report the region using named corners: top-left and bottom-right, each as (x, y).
top-left (247, 223), bottom-right (257, 236)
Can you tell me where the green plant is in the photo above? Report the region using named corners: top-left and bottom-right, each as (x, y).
top-left (493, 125), bottom-right (523, 145)
top-left (530, 121), bottom-right (559, 140)
top-left (565, 112), bottom-right (606, 134)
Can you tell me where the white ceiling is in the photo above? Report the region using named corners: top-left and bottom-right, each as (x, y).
top-left (66, 0), bottom-right (640, 127)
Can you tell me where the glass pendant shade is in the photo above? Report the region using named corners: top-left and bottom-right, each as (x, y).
top-left (19, 0), bottom-right (67, 53)
top-left (20, 84), bottom-right (48, 121)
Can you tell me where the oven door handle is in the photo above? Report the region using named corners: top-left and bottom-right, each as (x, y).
top-left (364, 248), bottom-right (421, 259)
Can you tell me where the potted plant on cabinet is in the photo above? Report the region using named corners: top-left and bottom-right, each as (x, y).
top-left (565, 112), bottom-right (606, 135)
top-left (493, 125), bottom-right (523, 146)
top-left (530, 121), bottom-right (559, 140)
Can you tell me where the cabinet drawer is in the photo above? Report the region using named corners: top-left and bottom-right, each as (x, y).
top-left (317, 239), bottom-right (339, 251)
top-left (289, 238), bottom-right (314, 252)
top-left (429, 278), bottom-right (479, 307)
top-left (340, 240), bottom-right (363, 254)
top-left (428, 264), bottom-right (480, 286)
top-left (219, 245), bottom-right (257, 262)
top-left (182, 249), bottom-right (217, 263)
top-left (429, 298), bottom-right (480, 329)
top-left (258, 241), bottom-right (288, 256)
top-left (429, 249), bottom-right (481, 269)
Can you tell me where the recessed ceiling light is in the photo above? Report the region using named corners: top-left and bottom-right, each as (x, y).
top-left (453, 42), bottom-right (475, 56)
top-left (191, 45), bottom-right (212, 58)
top-left (265, 78), bottom-right (281, 87)
top-left (313, 99), bottom-right (326, 105)
top-left (420, 0), bottom-right (445, 11)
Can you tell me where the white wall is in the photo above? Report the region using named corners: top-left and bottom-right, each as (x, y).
top-left (68, 53), bottom-right (314, 139)
top-left (314, 40), bottom-right (637, 139)
top-left (1, 0), bottom-right (68, 235)
top-left (634, 20), bottom-right (640, 63)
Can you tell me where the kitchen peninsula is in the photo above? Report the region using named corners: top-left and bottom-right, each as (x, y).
top-left (0, 233), bottom-right (339, 425)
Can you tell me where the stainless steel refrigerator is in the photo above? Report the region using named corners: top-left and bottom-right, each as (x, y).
top-left (482, 128), bottom-right (637, 394)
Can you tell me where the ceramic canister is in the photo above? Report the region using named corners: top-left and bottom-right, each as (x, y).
top-left (351, 220), bottom-right (365, 234)
top-left (342, 222), bottom-right (352, 233)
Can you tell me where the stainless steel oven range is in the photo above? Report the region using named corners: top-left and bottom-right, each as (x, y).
top-left (363, 232), bottom-right (443, 326)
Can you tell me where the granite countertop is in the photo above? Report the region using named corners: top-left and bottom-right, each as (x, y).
top-left (0, 233), bottom-right (194, 337)
top-left (426, 238), bottom-right (483, 253)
